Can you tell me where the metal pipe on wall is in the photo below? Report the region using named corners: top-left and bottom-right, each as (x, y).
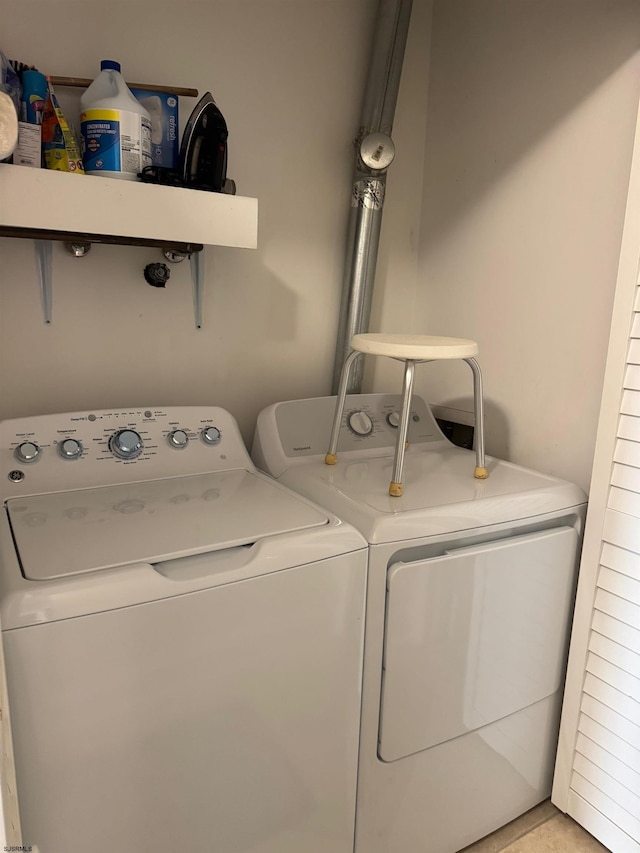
top-left (331, 0), bottom-right (413, 394)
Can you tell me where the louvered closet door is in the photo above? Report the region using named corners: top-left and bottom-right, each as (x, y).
top-left (570, 513), bottom-right (640, 846)
top-left (553, 177), bottom-right (640, 849)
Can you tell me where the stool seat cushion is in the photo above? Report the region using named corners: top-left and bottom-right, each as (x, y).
top-left (351, 333), bottom-right (478, 360)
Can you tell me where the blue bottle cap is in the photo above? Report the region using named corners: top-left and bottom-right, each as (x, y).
top-left (100, 60), bottom-right (121, 72)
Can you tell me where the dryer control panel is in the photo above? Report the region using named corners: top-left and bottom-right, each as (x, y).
top-left (0, 407), bottom-right (252, 499)
top-left (252, 394), bottom-right (450, 478)
top-left (277, 394), bottom-right (444, 457)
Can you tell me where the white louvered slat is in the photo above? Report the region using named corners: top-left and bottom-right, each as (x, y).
top-left (586, 652), bottom-right (640, 702)
top-left (618, 414), bottom-right (640, 442)
top-left (601, 542), bottom-right (640, 582)
top-left (567, 790), bottom-right (640, 853)
top-left (576, 733), bottom-right (640, 797)
top-left (622, 389), bottom-right (640, 415)
top-left (626, 365), bottom-right (640, 391)
top-left (598, 566), bottom-right (640, 607)
top-left (623, 389), bottom-right (640, 416)
top-left (576, 732), bottom-right (640, 796)
top-left (584, 672), bottom-right (640, 728)
top-left (631, 314), bottom-right (640, 339)
top-left (592, 610), bottom-right (640, 655)
top-left (580, 695), bottom-right (640, 753)
top-left (609, 485), bottom-right (640, 517)
top-left (612, 464), bottom-right (640, 495)
top-left (628, 341), bottom-right (640, 366)
top-left (571, 772), bottom-right (640, 842)
top-left (614, 439), bottom-right (640, 468)
top-left (595, 588), bottom-right (640, 631)
top-left (573, 752), bottom-right (640, 819)
top-left (589, 633), bottom-right (640, 679)
top-left (603, 509), bottom-right (640, 556)
top-left (634, 287), bottom-right (640, 311)
top-left (578, 713), bottom-right (640, 776)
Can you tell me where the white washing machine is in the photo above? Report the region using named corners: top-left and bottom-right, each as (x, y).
top-left (252, 393), bottom-right (588, 853)
top-left (0, 406), bottom-right (368, 853)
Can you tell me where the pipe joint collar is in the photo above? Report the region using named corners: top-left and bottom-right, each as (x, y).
top-left (359, 132), bottom-right (395, 172)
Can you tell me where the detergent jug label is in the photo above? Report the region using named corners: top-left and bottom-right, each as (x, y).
top-left (81, 109), bottom-right (152, 174)
top-left (81, 108), bottom-right (121, 172)
top-left (120, 114), bottom-right (152, 172)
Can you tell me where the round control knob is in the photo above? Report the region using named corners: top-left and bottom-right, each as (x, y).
top-left (167, 429), bottom-right (189, 449)
top-left (201, 426), bottom-right (221, 446)
top-left (348, 411), bottom-right (374, 436)
top-left (386, 411), bottom-right (401, 428)
top-left (59, 438), bottom-right (83, 460)
top-left (109, 429), bottom-right (143, 460)
top-left (14, 441), bottom-right (41, 464)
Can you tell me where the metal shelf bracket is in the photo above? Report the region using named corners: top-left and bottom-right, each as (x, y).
top-left (190, 250), bottom-right (205, 329)
top-left (34, 239), bottom-right (53, 324)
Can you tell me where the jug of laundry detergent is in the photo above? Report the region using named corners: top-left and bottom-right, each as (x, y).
top-left (80, 60), bottom-right (151, 179)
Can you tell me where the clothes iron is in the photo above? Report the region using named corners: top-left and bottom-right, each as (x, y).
top-left (178, 91), bottom-right (229, 193)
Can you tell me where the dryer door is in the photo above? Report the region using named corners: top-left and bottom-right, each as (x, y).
top-left (378, 526), bottom-right (578, 762)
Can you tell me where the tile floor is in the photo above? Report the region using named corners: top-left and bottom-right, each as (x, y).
top-left (462, 800), bottom-right (610, 853)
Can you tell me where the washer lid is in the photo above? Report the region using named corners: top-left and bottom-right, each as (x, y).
top-left (7, 470), bottom-right (329, 581)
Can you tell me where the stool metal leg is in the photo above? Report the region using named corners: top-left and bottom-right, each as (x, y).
top-left (325, 349), bottom-right (362, 465)
top-left (389, 359), bottom-right (416, 497)
top-left (464, 356), bottom-right (488, 479)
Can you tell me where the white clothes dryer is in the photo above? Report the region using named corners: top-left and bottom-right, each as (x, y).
top-left (252, 393), bottom-right (588, 853)
top-left (0, 406), bottom-right (368, 853)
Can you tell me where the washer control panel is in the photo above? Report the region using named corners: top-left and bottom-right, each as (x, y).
top-left (0, 407), bottom-right (251, 499)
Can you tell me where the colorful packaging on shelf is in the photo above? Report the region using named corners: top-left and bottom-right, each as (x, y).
top-left (20, 70), bottom-right (47, 124)
top-left (41, 78), bottom-right (84, 173)
top-left (129, 87), bottom-right (179, 169)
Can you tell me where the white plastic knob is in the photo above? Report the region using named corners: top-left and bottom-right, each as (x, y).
top-left (348, 411), bottom-right (373, 436)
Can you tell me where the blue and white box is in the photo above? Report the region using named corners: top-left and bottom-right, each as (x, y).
top-left (130, 88), bottom-right (179, 169)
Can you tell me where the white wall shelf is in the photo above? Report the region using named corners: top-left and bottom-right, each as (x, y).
top-left (0, 163), bottom-right (258, 327)
top-left (0, 163), bottom-right (258, 250)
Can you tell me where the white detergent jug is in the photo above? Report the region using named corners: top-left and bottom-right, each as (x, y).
top-left (80, 60), bottom-right (151, 180)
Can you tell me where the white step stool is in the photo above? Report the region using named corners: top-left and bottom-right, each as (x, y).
top-left (325, 334), bottom-right (489, 496)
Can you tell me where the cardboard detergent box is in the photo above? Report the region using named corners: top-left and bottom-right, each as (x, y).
top-left (130, 88), bottom-right (179, 169)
